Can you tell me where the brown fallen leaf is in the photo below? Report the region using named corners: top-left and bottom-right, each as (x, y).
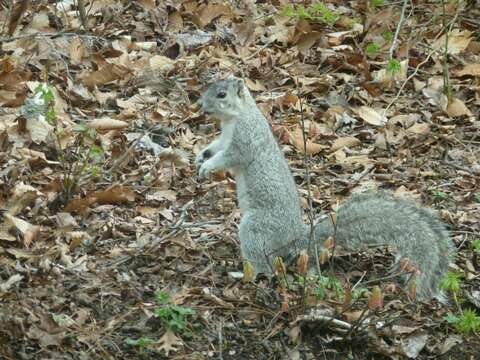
top-left (355, 106), bottom-right (387, 126)
top-left (69, 37), bottom-right (86, 65)
top-left (157, 329), bottom-right (183, 356)
top-left (296, 31), bottom-right (322, 52)
top-left (454, 63), bottom-right (480, 77)
top-left (167, 11), bottom-right (183, 32)
top-left (81, 64), bottom-right (131, 89)
top-left (87, 118), bottom-right (128, 130)
top-left (93, 186), bottom-right (136, 204)
top-left (197, 3), bottom-right (232, 27)
top-left (406, 123), bottom-right (430, 135)
top-left (289, 127), bottom-right (326, 155)
top-left (27, 327), bottom-right (66, 348)
top-left (446, 97), bottom-right (473, 117)
top-left (432, 30), bottom-right (473, 54)
top-left (7, 182), bottom-right (41, 216)
top-left (4, 214), bottom-right (40, 247)
top-left (368, 286), bottom-right (384, 310)
top-left (342, 310), bottom-right (364, 323)
top-left (330, 136), bottom-right (361, 152)
top-left (243, 261), bottom-right (256, 283)
top-left (64, 186), bottom-right (134, 214)
top-left (137, 0), bottom-right (155, 10)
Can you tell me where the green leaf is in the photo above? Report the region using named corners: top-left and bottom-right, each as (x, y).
top-left (443, 314), bottom-right (460, 324)
top-left (296, 6), bottom-right (312, 20)
top-left (472, 239), bottom-right (480, 253)
top-left (46, 108), bottom-right (56, 125)
top-left (125, 337), bottom-right (155, 347)
top-left (74, 123), bottom-right (88, 132)
top-left (371, 0), bottom-right (384, 7)
top-left (431, 189), bottom-right (448, 200)
top-left (280, 5), bottom-right (294, 17)
top-left (365, 42), bottom-right (381, 56)
top-left (386, 58), bottom-right (401, 74)
top-left (155, 290), bottom-right (171, 304)
top-left (89, 145), bottom-right (104, 162)
top-left (455, 309), bottom-right (480, 335)
top-left (440, 271), bottom-right (463, 294)
top-left (382, 31), bottom-right (394, 42)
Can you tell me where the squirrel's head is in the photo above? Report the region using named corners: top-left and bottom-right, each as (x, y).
top-left (198, 76), bottom-right (249, 121)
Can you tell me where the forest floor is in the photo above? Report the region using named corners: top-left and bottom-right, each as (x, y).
top-left (0, 1), bottom-right (479, 359)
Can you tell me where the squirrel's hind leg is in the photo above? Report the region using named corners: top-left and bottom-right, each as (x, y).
top-left (238, 213), bottom-right (279, 275)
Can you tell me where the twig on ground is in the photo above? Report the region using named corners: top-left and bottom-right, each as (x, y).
top-left (0, 31), bottom-right (105, 43)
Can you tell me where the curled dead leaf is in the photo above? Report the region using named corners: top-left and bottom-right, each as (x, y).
top-left (87, 118), bottom-right (128, 130)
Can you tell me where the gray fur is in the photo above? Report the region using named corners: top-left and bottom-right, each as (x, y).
top-left (196, 77), bottom-right (455, 301)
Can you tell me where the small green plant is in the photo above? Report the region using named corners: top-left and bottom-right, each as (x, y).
top-left (382, 31), bottom-right (394, 42)
top-left (154, 290), bottom-right (198, 337)
top-left (444, 309), bottom-right (480, 335)
top-left (314, 275), bottom-right (344, 300)
top-left (440, 271), bottom-right (463, 295)
top-left (143, 174), bottom-right (154, 184)
top-left (431, 189), bottom-right (448, 201)
top-left (280, 2), bottom-right (339, 26)
top-left (365, 42), bottom-right (381, 57)
top-left (472, 239), bottom-right (480, 253)
top-left (474, 193), bottom-right (480, 203)
top-left (371, 0), bottom-right (385, 7)
top-left (125, 337), bottom-right (155, 353)
top-left (280, 4), bottom-right (295, 17)
top-left (34, 84), bottom-right (104, 203)
top-left (386, 58), bottom-right (401, 74)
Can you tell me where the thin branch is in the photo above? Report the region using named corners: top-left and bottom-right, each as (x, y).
top-left (388, 0), bottom-right (409, 59)
top-left (296, 81), bottom-right (320, 275)
top-left (0, 31), bottom-right (104, 43)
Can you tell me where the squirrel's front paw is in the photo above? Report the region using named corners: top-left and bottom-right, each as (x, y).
top-left (198, 160), bottom-right (214, 179)
top-left (195, 149), bottom-right (211, 170)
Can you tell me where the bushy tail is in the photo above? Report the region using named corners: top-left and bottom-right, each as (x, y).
top-left (312, 192), bottom-right (455, 301)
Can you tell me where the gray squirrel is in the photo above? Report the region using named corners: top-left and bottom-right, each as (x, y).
top-left (195, 76), bottom-right (455, 301)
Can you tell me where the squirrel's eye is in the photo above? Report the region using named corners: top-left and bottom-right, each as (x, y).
top-left (216, 91), bottom-right (227, 99)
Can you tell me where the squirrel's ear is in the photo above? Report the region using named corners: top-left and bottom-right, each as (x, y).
top-left (235, 78), bottom-right (245, 99)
